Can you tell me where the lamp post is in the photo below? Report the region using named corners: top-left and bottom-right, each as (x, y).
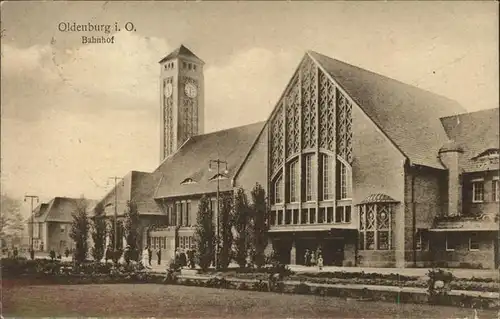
top-left (209, 159), bottom-right (228, 270)
top-left (24, 195), bottom-right (39, 260)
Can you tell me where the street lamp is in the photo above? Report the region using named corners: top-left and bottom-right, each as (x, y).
top-left (24, 195), bottom-right (39, 260)
top-left (209, 159), bottom-right (228, 270)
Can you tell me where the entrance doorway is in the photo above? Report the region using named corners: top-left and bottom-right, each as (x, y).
top-left (323, 238), bottom-right (344, 266)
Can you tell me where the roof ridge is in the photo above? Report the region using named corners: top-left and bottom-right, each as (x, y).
top-left (440, 107), bottom-right (499, 120)
top-left (192, 121), bottom-right (266, 140)
top-left (308, 50), bottom-right (464, 109)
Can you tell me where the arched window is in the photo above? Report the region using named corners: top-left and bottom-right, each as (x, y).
top-left (288, 159), bottom-right (299, 203)
top-left (321, 154), bottom-right (334, 200)
top-left (304, 154), bottom-right (316, 201)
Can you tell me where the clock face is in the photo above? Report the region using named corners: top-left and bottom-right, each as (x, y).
top-left (164, 83), bottom-right (173, 98)
top-left (184, 83), bottom-right (198, 98)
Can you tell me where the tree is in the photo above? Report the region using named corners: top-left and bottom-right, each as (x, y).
top-left (90, 202), bottom-right (106, 261)
top-left (232, 188), bottom-right (251, 268)
top-left (69, 198), bottom-right (90, 263)
top-left (0, 194), bottom-right (25, 248)
top-left (218, 193), bottom-right (234, 270)
top-left (249, 183), bottom-right (269, 268)
top-left (194, 195), bottom-right (215, 271)
top-left (123, 200), bottom-right (140, 261)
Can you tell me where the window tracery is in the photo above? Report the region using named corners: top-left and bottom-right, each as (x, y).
top-left (271, 103), bottom-right (284, 175)
top-left (301, 57), bottom-right (317, 149)
top-left (358, 203), bottom-right (393, 250)
top-left (336, 91), bottom-right (353, 164)
top-left (286, 76), bottom-right (300, 157)
top-left (318, 71), bottom-right (335, 151)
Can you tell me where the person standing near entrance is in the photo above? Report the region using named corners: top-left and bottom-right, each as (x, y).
top-left (156, 248), bottom-right (161, 265)
top-left (317, 254), bottom-right (324, 271)
top-left (148, 246), bottom-right (152, 266)
top-left (142, 246), bottom-right (150, 268)
top-left (304, 249), bottom-right (311, 266)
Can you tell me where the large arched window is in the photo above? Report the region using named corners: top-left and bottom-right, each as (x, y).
top-left (304, 154), bottom-right (316, 201)
top-left (288, 159), bottom-right (299, 203)
top-left (321, 154), bottom-right (334, 201)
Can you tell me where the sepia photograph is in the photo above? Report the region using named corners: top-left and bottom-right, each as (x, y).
top-left (1, 1), bottom-right (499, 318)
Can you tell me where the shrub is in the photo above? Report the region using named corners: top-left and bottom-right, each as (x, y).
top-left (205, 277), bottom-right (230, 289)
top-left (252, 280), bottom-right (269, 292)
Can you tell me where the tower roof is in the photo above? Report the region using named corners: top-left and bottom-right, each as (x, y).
top-left (158, 44), bottom-right (204, 64)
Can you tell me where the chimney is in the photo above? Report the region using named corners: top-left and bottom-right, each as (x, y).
top-left (438, 141), bottom-right (463, 216)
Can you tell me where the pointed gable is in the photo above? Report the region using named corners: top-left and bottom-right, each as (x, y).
top-left (159, 44), bottom-right (204, 64)
top-left (308, 51), bottom-right (466, 169)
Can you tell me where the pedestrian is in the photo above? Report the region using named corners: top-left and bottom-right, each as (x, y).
top-left (311, 251), bottom-right (316, 266)
top-left (148, 246), bottom-right (152, 266)
top-left (317, 254), bottom-right (324, 271)
top-left (156, 248), bottom-right (161, 265)
top-left (142, 246), bottom-right (150, 268)
top-left (304, 249), bottom-right (310, 266)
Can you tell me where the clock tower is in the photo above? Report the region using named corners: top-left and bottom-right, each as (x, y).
top-left (159, 45), bottom-right (205, 162)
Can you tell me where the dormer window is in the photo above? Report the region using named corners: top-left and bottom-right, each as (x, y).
top-left (473, 149), bottom-right (500, 160)
top-left (209, 173), bottom-right (228, 181)
top-left (180, 178), bottom-right (197, 185)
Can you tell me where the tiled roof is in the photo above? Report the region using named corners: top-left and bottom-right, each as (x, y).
top-left (440, 108), bottom-right (499, 172)
top-left (360, 193), bottom-right (398, 204)
top-left (308, 51), bottom-right (466, 169)
top-left (95, 170), bottom-right (164, 217)
top-left (35, 197), bottom-right (97, 223)
top-left (33, 203), bottom-right (50, 222)
top-left (154, 122), bottom-right (266, 198)
top-left (159, 44), bottom-right (204, 64)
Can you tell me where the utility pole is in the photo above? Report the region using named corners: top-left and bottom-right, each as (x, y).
top-left (24, 195), bottom-right (39, 260)
top-left (208, 159), bottom-right (228, 270)
top-left (108, 177), bottom-right (123, 251)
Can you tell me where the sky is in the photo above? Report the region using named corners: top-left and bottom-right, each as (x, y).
top-left (1, 1), bottom-right (498, 216)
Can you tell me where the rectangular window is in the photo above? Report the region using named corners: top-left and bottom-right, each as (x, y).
top-left (377, 231), bottom-right (389, 250)
top-left (285, 209), bottom-right (292, 225)
top-left (472, 180), bottom-right (484, 202)
top-left (186, 201), bottom-right (191, 226)
top-left (322, 155), bottom-right (333, 200)
top-left (335, 206), bottom-right (343, 223)
top-left (446, 234), bottom-right (459, 251)
top-left (326, 207), bottom-right (334, 223)
top-left (493, 178), bottom-right (499, 202)
top-left (366, 231), bottom-right (375, 250)
top-left (60, 224), bottom-right (65, 233)
top-left (318, 208), bottom-right (325, 223)
top-left (301, 209), bottom-right (308, 224)
top-left (359, 233), bottom-right (365, 250)
top-left (289, 160), bottom-right (299, 202)
top-left (174, 202), bottom-right (180, 226)
top-left (309, 208), bottom-right (316, 224)
top-left (469, 233), bottom-right (480, 251)
top-left (277, 210), bottom-right (283, 225)
top-left (305, 154), bottom-right (316, 201)
top-left (345, 205), bottom-right (351, 223)
top-left (270, 211), bottom-right (277, 226)
top-left (274, 176), bottom-right (283, 204)
top-left (293, 209), bottom-right (299, 225)
top-left (179, 202), bottom-right (184, 226)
